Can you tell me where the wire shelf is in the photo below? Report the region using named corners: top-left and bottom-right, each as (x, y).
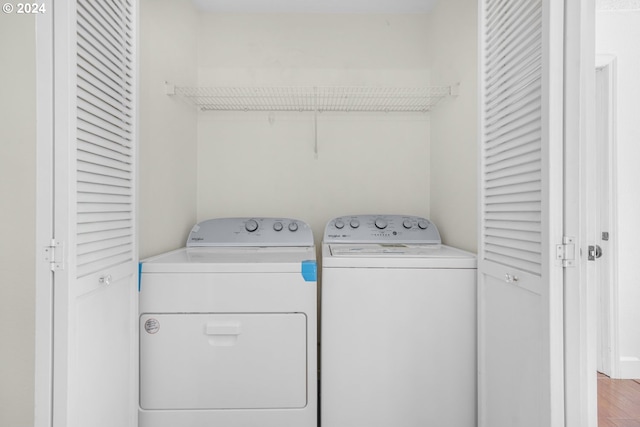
top-left (170, 85), bottom-right (454, 113)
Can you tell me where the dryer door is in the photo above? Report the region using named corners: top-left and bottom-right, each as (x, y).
top-left (140, 313), bottom-right (307, 410)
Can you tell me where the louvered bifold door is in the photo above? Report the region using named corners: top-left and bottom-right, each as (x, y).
top-left (76, 0), bottom-right (135, 279)
top-left (51, 1), bottom-right (138, 427)
top-left (477, 0), bottom-right (564, 426)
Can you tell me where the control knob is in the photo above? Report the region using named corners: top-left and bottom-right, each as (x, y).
top-left (350, 219), bottom-right (360, 229)
top-left (273, 221), bottom-right (283, 232)
top-left (375, 218), bottom-right (388, 230)
top-left (288, 222), bottom-right (299, 232)
top-left (334, 220), bottom-right (345, 229)
top-left (403, 220), bottom-right (413, 229)
top-left (418, 220), bottom-right (429, 230)
top-left (245, 219), bottom-right (259, 232)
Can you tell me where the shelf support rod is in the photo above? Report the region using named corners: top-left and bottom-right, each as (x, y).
top-left (314, 87), bottom-right (318, 159)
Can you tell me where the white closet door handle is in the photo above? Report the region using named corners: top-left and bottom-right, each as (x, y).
top-left (99, 274), bottom-right (112, 286)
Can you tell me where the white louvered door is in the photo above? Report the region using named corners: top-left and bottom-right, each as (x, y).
top-left (478, 1), bottom-right (564, 426)
top-left (51, 1), bottom-right (138, 426)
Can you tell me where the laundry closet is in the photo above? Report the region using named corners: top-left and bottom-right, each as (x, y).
top-left (2, 1), bottom-right (606, 427)
top-left (138, 0), bottom-right (478, 259)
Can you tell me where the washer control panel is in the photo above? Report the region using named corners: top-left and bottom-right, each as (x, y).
top-left (187, 217), bottom-right (314, 247)
top-left (323, 215), bottom-right (441, 244)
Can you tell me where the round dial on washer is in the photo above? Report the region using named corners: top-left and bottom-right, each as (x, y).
top-left (334, 220), bottom-right (345, 229)
top-left (245, 219), bottom-right (259, 232)
top-left (418, 220), bottom-right (429, 230)
top-left (273, 221), bottom-right (283, 232)
top-left (403, 220), bottom-right (413, 229)
top-left (288, 222), bottom-right (299, 232)
top-left (375, 218), bottom-right (388, 230)
top-left (350, 219), bottom-right (360, 229)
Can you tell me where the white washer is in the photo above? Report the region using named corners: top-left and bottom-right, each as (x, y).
top-left (321, 215), bottom-right (476, 427)
top-left (139, 218), bottom-right (318, 427)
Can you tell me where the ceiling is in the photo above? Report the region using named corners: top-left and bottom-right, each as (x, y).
top-left (191, 0), bottom-right (440, 14)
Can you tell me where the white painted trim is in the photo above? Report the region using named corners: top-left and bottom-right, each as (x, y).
top-left (34, 2), bottom-right (54, 426)
top-left (563, 0), bottom-right (597, 427)
top-left (619, 358), bottom-right (640, 378)
top-left (546, 1), bottom-right (567, 424)
top-left (51, 1), bottom-right (78, 425)
top-left (594, 55), bottom-right (620, 378)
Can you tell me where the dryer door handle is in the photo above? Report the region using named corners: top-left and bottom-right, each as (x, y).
top-left (205, 323), bottom-right (242, 336)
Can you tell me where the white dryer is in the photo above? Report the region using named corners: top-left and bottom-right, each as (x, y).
top-left (139, 218), bottom-right (317, 427)
top-left (321, 215), bottom-right (476, 427)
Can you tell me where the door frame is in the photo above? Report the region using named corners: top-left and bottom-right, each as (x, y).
top-left (563, 0), bottom-right (598, 426)
top-left (594, 55), bottom-right (619, 378)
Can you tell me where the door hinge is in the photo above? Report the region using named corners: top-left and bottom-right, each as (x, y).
top-left (44, 239), bottom-right (65, 271)
top-left (556, 236), bottom-right (576, 267)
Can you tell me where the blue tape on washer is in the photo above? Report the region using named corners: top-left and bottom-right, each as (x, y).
top-left (301, 260), bottom-right (317, 282)
top-left (138, 262), bottom-right (143, 292)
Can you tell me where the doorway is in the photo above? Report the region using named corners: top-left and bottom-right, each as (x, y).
top-left (594, 56), bottom-right (618, 380)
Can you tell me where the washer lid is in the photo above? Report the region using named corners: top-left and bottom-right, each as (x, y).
top-left (330, 243), bottom-right (448, 257)
top-left (324, 243), bottom-right (476, 269)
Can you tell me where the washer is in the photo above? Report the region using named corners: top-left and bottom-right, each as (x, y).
top-left (139, 217), bottom-right (318, 427)
top-left (321, 215), bottom-right (476, 427)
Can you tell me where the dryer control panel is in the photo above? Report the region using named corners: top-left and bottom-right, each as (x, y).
top-left (323, 215), bottom-right (441, 244)
top-left (187, 217), bottom-right (314, 247)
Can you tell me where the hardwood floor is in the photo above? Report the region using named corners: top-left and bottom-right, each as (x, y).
top-left (599, 372), bottom-right (640, 427)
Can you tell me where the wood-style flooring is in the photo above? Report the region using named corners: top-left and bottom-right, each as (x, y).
top-left (599, 372), bottom-right (640, 427)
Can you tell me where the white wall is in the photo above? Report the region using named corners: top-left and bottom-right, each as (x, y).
top-left (427, 0), bottom-right (478, 253)
top-left (0, 12), bottom-right (35, 427)
top-left (196, 13), bottom-right (432, 243)
top-left (596, 9), bottom-right (640, 378)
top-left (139, 0), bottom-right (199, 259)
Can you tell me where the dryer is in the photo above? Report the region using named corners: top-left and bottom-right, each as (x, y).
top-left (139, 217), bottom-right (317, 427)
top-left (321, 215), bottom-right (476, 427)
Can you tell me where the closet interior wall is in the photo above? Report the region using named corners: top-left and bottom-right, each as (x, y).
top-left (139, 0), bottom-right (199, 259)
top-left (139, 0), bottom-right (479, 252)
top-left (427, 0), bottom-right (478, 253)
top-left (195, 13), bottom-right (432, 245)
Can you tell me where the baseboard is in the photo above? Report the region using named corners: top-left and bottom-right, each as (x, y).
top-left (619, 356), bottom-right (640, 379)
